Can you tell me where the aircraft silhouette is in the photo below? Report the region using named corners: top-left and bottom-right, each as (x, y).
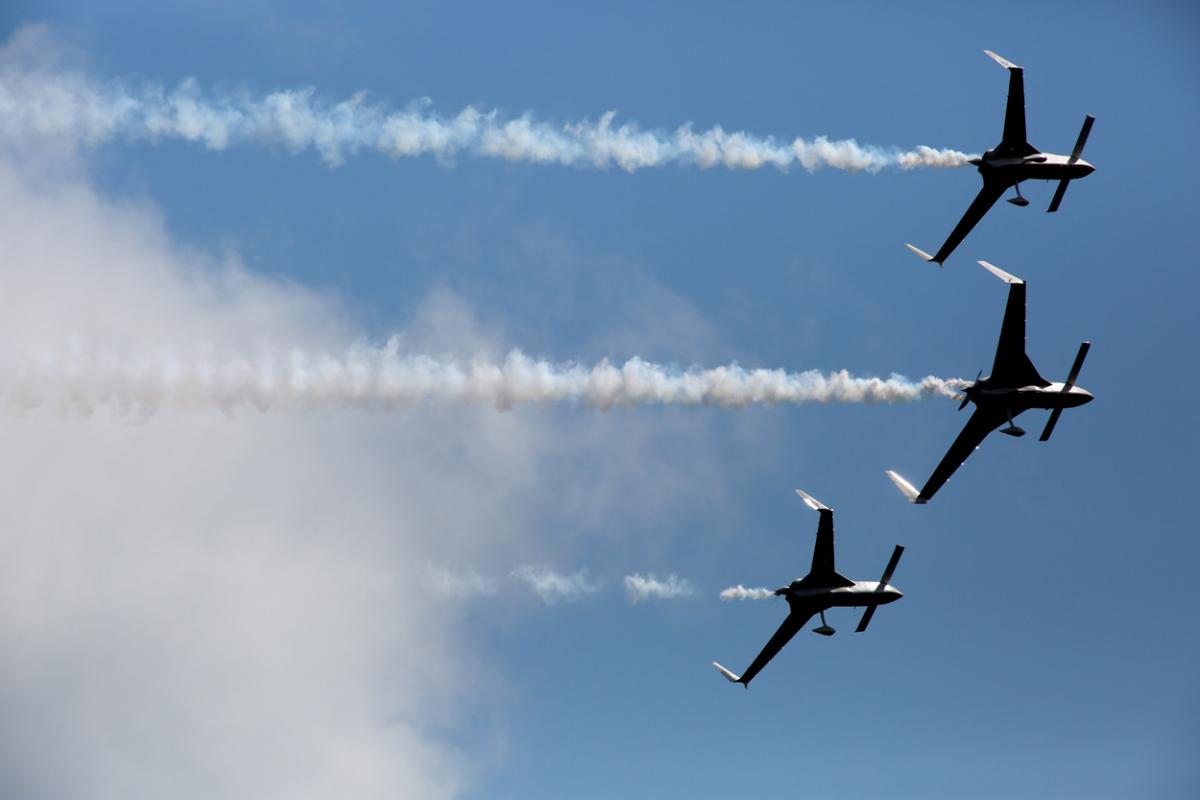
top-left (886, 260), bottom-right (1093, 504)
top-left (713, 489), bottom-right (904, 688)
top-left (907, 50), bottom-right (1095, 266)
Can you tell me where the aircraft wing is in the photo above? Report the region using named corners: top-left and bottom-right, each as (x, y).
top-left (987, 268), bottom-right (1049, 388)
top-left (930, 178), bottom-right (1007, 264)
top-left (810, 508), bottom-right (835, 577)
top-left (917, 407), bottom-right (1006, 502)
top-left (1001, 63), bottom-right (1027, 150)
top-left (985, 50), bottom-right (1031, 153)
top-left (736, 606), bottom-right (816, 687)
top-left (991, 275), bottom-right (1027, 381)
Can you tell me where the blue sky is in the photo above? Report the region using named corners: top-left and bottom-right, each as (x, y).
top-left (1, 2), bottom-right (1197, 798)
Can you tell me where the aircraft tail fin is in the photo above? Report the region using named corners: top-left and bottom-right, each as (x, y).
top-left (712, 662), bottom-right (745, 686)
top-left (885, 470), bottom-right (926, 504)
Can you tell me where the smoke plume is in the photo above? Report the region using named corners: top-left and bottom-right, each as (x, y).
top-left (720, 585), bottom-right (776, 601)
top-left (624, 573), bottom-right (694, 603)
top-left (0, 60), bottom-right (973, 173)
top-left (0, 343), bottom-right (965, 416)
top-left (510, 566), bottom-right (598, 605)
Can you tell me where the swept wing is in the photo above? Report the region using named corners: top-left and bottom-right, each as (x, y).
top-left (984, 51), bottom-right (1030, 154)
top-left (916, 407), bottom-right (1006, 503)
top-left (929, 178), bottom-right (1007, 265)
top-left (980, 260), bottom-right (1048, 388)
top-left (715, 605), bottom-right (816, 687)
top-left (795, 489), bottom-right (854, 588)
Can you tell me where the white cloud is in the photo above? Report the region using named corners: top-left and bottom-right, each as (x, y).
top-left (510, 566), bottom-right (598, 605)
top-left (624, 573), bottom-right (694, 603)
top-left (0, 144), bottom-right (741, 798)
top-left (0, 154), bottom-right (547, 799)
top-left (0, 28), bottom-right (761, 799)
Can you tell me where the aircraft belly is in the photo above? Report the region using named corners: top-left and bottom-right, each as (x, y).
top-left (982, 386), bottom-right (1087, 411)
top-left (1016, 388), bottom-right (1091, 410)
top-left (823, 584), bottom-right (890, 608)
top-left (977, 393), bottom-right (1033, 413)
top-left (1010, 162), bottom-right (1090, 182)
top-left (825, 593), bottom-right (896, 609)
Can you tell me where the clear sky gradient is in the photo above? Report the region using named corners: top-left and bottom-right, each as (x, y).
top-left (1, 2), bottom-right (1196, 798)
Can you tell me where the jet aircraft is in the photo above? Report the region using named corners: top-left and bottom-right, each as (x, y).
top-left (906, 50), bottom-right (1096, 266)
top-left (886, 260), bottom-right (1093, 504)
top-left (713, 489), bottom-right (904, 688)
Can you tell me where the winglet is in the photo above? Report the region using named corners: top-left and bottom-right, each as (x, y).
top-left (712, 662), bottom-right (744, 686)
top-left (905, 243), bottom-right (941, 266)
top-left (984, 50), bottom-right (1021, 70)
top-left (977, 260), bottom-right (1023, 285)
top-left (885, 470), bottom-right (925, 504)
top-left (794, 488), bottom-right (830, 512)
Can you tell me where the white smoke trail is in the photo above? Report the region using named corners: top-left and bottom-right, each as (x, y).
top-left (0, 342), bottom-right (966, 417)
top-left (510, 566), bottom-right (598, 605)
top-left (0, 65), bottom-right (974, 172)
top-left (624, 573), bottom-right (694, 603)
top-left (423, 565), bottom-right (498, 600)
top-left (719, 585), bottom-right (776, 601)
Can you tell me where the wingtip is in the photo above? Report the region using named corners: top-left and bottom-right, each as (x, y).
top-left (884, 470), bottom-right (922, 504)
top-left (793, 488), bottom-right (830, 512)
top-left (983, 49), bottom-right (1021, 70)
top-left (904, 243), bottom-right (940, 266)
top-left (976, 259), bottom-right (1023, 285)
top-left (712, 662), bottom-right (743, 684)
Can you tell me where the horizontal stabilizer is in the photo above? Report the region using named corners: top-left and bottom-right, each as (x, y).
top-left (879, 544), bottom-right (905, 587)
top-left (856, 544), bottom-right (905, 632)
top-left (1038, 408), bottom-right (1063, 442)
top-left (977, 260), bottom-right (1023, 285)
top-left (1039, 341), bottom-right (1091, 441)
top-left (885, 470), bottom-right (925, 504)
top-left (1070, 115), bottom-right (1095, 162)
top-left (905, 243), bottom-right (939, 265)
top-left (1064, 341), bottom-right (1091, 388)
top-left (984, 49), bottom-right (1021, 70)
top-left (794, 488), bottom-right (831, 512)
top-left (855, 605), bottom-right (878, 633)
top-left (1047, 179), bottom-right (1070, 213)
top-left (712, 662), bottom-right (743, 684)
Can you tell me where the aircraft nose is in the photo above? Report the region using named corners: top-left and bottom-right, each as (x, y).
top-left (1078, 160), bottom-right (1095, 175)
top-left (1077, 387), bottom-right (1094, 403)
